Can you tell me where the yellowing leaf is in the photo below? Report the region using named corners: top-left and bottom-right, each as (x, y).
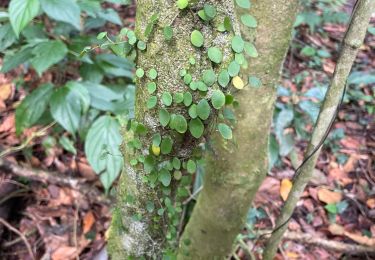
top-left (0, 83), bottom-right (12, 101)
top-left (280, 178), bottom-right (292, 201)
top-left (317, 188), bottom-right (342, 204)
top-left (83, 211), bottom-right (95, 234)
top-left (232, 76), bottom-right (244, 89)
top-left (152, 144), bottom-right (160, 156)
top-left (285, 251), bottom-right (299, 259)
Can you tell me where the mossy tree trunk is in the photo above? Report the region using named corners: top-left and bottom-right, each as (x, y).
top-left (108, 0), bottom-right (240, 258)
top-left (178, 0), bottom-right (300, 258)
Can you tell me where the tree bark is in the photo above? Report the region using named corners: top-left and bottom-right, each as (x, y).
top-left (178, 0), bottom-right (299, 258)
top-left (262, 1), bottom-right (375, 259)
top-left (107, 0), bottom-right (239, 258)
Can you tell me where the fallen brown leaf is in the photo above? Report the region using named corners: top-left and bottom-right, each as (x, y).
top-left (280, 178), bottom-right (292, 201)
top-left (0, 83), bottom-right (12, 101)
top-left (366, 198), bottom-right (375, 209)
top-left (317, 188), bottom-right (342, 204)
top-left (83, 211), bottom-right (95, 234)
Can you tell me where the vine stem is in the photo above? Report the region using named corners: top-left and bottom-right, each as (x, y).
top-left (262, 1), bottom-right (375, 259)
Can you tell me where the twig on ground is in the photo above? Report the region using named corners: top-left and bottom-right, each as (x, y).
top-left (0, 217), bottom-right (35, 260)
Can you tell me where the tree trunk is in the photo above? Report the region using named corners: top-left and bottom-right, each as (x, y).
top-left (108, 0), bottom-right (240, 258)
top-left (262, 1), bottom-right (375, 259)
top-left (178, 0), bottom-right (300, 258)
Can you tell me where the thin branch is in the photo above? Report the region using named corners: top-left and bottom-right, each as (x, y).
top-left (262, 1), bottom-right (375, 259)
top-left (0, 217), bottom-right (35, 260)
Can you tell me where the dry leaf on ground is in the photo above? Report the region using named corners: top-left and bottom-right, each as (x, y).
top-left (280, 178), bottom-right (293, 201)
top-left (317, 188), bottom-right (342, 204)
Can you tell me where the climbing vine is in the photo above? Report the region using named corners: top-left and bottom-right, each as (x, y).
top-left (88, 0), bottom-right (260, 257)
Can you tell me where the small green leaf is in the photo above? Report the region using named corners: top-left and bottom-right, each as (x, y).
top-left (191, 30), bottom-right (204, 48)
top-left (136, 68), bottom-right (144, 78)
top-left (218, 70), bottom-right (230, 88)
top-left (197, 99), bottom-right (211, 120)
top-left (146, 201), bottom-right (155, 212)
top-left (163, 26), bottom-right (173, 41)
top-left (232, 35), bottom-right (245, 53)
top-left (162, 92), bottom-right (173, 106)
top-left (189, 118), bottom-right (204, 138)
top-left (207, 47), bottom-right (223, 64)
top-left (241, 14), bottom-right (257, 28)
top-left (161, 136), bottom-right (173, 154)
top-left (224, 16), bottom-right (232, 31)
top-left (159, 169), bottom-right (171, 187)
top-left (244, 42), bottom-right (258, 57)
top-left (174, 93), bottom-right (184, 103)
top-left (228, 61), bottom-right (240, 77)
top-left (202, 69), bottom-right (216, 86)
top-left (218, 123), bottom-right (232, 139)
top-left (97, 32), bottom-right (107, 39)
top-left (186, 160), bottom-right (196, 174)
top-left (172, 115), bottom-right (188, 133)
top-left (147, 96), bottom-right (157, 109)
top-left (189, 57), bottom-right (196, 65)
top-left (9, 0), bottom-right (40, 37)
top-left (137, 40), bottom-right (147, 50)
top-left (147, 82), bottom-right (157, 94)
top-left (177, 0), bottom-right (189, 9)
top-left (31, 40), bottom-right (68, 75)
top-left (236, 0), bottom-right (251, 9)
top-left (172, 158), bottom-right (181, 169)
top-left (179, 69), bottom-right (187, 77)
top-left (203, 4), bottom-right (216, 19)
top-left (147, 68), bottom-right (158, 79)
top-left (197, 81), bottom-right (208, 91)
top-left (59, 136), bottom-right (77, 155)
top-left (184, 74), bottom-right (192, 85)
top-left (198, 10), bottom-right (208, 21)
top-left (235, 53), bottom-right (245, 65)
top-left (188, 104), bottom-right (197, 118)
top-left (152, 133), bottom-right (162, 146)
top-left (159, 108), bottom-right (171, 127)
top-left (40, 0), bottom-right (81, 30)
top-left (183, 92), bottom-right (193, 107)
top-left (211, 90), bottom-right (225, 109)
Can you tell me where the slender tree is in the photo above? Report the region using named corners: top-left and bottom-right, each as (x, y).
top-left (262, 0), bottom-right (375, 259)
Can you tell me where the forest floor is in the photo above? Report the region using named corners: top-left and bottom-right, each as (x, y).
top-left (0, 1), bottom-right (374, 260)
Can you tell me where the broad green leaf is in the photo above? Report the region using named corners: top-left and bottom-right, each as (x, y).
top-left (207, 47), bottom-right (222, 64)
top-left (161, 136), bottom-right (173, 154)
top-left (85, 115), bottom-right (123, 191)
top-left (15, 83), bottom-right (54, 135)
top-left (186, 159), bottom-right (196, 174)
top-left (0, 23), bottom-right (17, 51)
top-left (183, 92), bottom-right (193, 107)
top-left (49, 82), bottom-right (90, 134)
top-left (59, 136), bottom-right (77, 155)
top-left (211, 90), bottom-right (225, 109)
top-left (147, 96), bottom-right (157, 109)
top-left (9, 0), bottom-right (40, 37)
top-left (197, 99), bottom-right (211, 120)
top-left (40, 0), bottom-right (81, 29)
top-left (162, 92), bottom-right (173, 106)
top-left (244, 42), bottom-right (258, 58)
top-left (218, 123), bottom-right (232, 139)
top-left (189, 118), bottom-right (204, 138)
top-left (188, 104), bottom-right (197, 118)
top-left (1, 47), bottom-right (33, 73)
top-left (191, 30), bottom-right (204, 47)
top-left (97, 8), bottom-right (122, 25)
top-left (177, 0), bottom-right (189, 9)
top-left (203, 4), bottom-right (216, 19)
top-left (31, 40), bottom-right (68, 75)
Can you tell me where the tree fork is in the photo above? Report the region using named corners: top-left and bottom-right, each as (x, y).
top-left (262, 1), bottom-right (375, 259)
top-left (178, 0), bottom-right (300, 258)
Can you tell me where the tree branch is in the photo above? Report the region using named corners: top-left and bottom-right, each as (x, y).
top-left (262, 1), bottom-right (375, 259)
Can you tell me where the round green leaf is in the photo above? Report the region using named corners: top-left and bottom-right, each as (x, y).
top-left (161, 136), bottom-right (173, 154)
top-left (228, 61), bottom-right (240, 77)
top-left (186, 160), bottom-right (196, 174)
top-left (189, 118), bottom-right (204, 138)
top-left (177, 0), bottom-right (188, 9)
top-left (136, 68), bottom-right (144, 78)
top-left (235, 53), bottom-right (245, 65)
top-left (218, 70), bottom-right (230, 88)
top-left (241, 14), bottom-right (257, 28)
top-left (197, 99), bottom-right (211, 120)
top-left (191, 30), bottom-right (204, 48)
top-left (189, 57), bottom-right (196, 65)
top-left (174, 92), bottom-right (184, 103)
top-left (137, 40), bottom-right (147, 50)
top-left (147, 68), bottom-right (158, 79)
top-left (235, 0), bottom-right (250, 9)
top-left (184, 74), bottom-right (192, 84)
top-left (152, 133), bottom-right (162, 146)
top-left (183, 92), bottom-right (193, 107)
top-left (202, 69), bottom-right (216, 86)
top-left (211, 90), bottom-right (225, 109)
top-left (189, 81), bottom-right (198, 91)
top-left (147, 82), bottom-right (157, 94)
top-left (218, 123), bottom-right (232, 139)
top-left (172, 114), bottom-right (188, 133)
top-left (172, 158), bottom-right (181, 169)
top-left (231, 35), bottom-right (245, 53)
top-left (159, 169), bottom-right (171, 187)
top-left (162, 92), bottom-right (173, 106)
top-left (197, 81), bottom-right (208, 91)
top-left (207, 47), bottom-right (223, 64)
top-left (179, 69), bottom-right (187, 77)
top-left (163, 26), bottom-right (173, 40)
top-left (188, 104), bottom-right (197, 118)
top-left (204, 4), bottom-right (216, 19)
top-left (159, 108), bottom-right (171, 127)
top-left (147, 96), bottom-right (157, 109)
